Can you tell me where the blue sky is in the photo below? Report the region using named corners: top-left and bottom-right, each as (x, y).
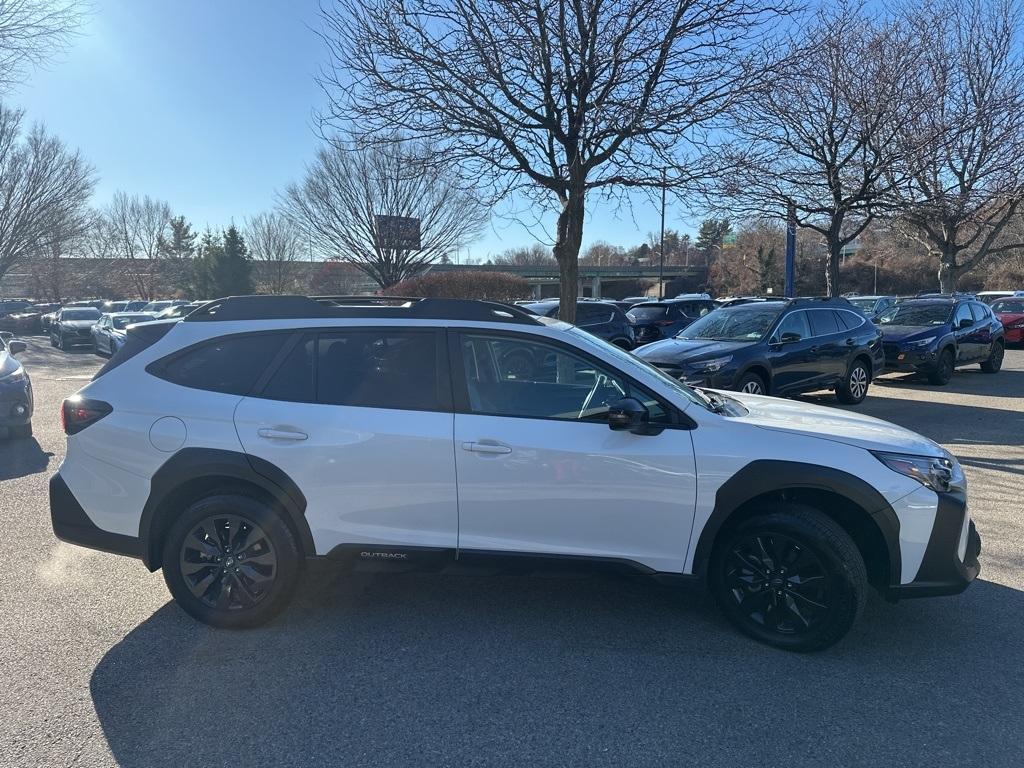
top-left (17, 0), bottom-right (691, 259)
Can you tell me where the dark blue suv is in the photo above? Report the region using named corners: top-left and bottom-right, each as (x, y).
top-left (522, 300), bottom-right (636, 349)
top-left (876, 296), bottom-right (1005, 384)
top-left (634, 298), bottom-right (884, 404)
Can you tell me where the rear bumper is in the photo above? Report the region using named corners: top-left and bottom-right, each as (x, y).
top-left (887, 489), bottom-right (980, 600)
top-left (1004, 328), bottom-right (1023, 343)
top-left (49, 473), bottom-right (144, 560)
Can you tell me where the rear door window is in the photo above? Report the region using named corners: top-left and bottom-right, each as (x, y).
top-left (317, 329), bottom-right (444, 411)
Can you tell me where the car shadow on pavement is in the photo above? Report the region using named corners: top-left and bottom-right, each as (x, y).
top-left (90, 567), bottom-right (1024, 767)
top-left (873, 367), bottom-right (1024, 399)
top-left (0, 437), bottom-right (52, 481)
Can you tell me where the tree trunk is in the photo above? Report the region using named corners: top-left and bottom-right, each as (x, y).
top-left (824, 241), bottom-right (841, 297)
top-left (937, 248), bottom-right (959, 293)
top-left (553, 187), bottom-right (586, 323)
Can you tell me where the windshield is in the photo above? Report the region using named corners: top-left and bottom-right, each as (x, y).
top-left (62, 309), bottom-right (100, 320)
top-left (678, 305), bottom-right (781, 342)
top-left (992, 299), bottom-right (1024, 313)
top-left (627, 306), bottom-right (669, 321)
top-left (848, 298), bottom-right (878, 311)
top-left (877, 304), bottom-right (951, 326)
top-left (112, 315), bottom-right (153, 329)
top-left (565, 326), bottom-right (712, 411)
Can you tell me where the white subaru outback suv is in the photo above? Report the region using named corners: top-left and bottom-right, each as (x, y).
top-left (50, 296), bottom-right (980, 651)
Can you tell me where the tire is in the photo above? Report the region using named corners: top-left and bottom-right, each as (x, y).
top-left (162, 493), bottom-right (302, 629)
top-left (49, 333), bottom-right (57, 348)
top-left (980, 340), bottom-right (1004, 373)
top-left (836, 359), bottom-right (871, 404)
top-left (92, 339), bottom-right (100, 356)
top-left (7, 422), bottom-right (31, 439)
top-left (709, 505), bottom-right (868, 652)
top-left (927, 348), bottom-right (954, 385)
top-left (736, 371), bottom-right (767, 395)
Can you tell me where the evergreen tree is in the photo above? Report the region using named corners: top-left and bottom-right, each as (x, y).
top-left (191, 226), bottom-right (253, 298)
top-left (161, 216), bottom-right (197, 259)
top-left (695, 218), bottom-right (732, 261)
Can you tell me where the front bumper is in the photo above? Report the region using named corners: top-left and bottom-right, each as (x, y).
top-left (1003, 327), bottom-right (1023, 343)
top-left (0, 376), bottom-right (32, 427)
top-left (883, 344), bottom-right (939, 372)
top-left (887, 489), bottom-right (981, 600)
top-left (49, 473), bottom-right (144, 560)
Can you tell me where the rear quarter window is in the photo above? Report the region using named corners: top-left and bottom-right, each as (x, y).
top-left (148, 333), bottom-right (290, 395)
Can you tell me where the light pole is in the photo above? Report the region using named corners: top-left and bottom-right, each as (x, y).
top-left (658, 167), bottom-right (666, 300)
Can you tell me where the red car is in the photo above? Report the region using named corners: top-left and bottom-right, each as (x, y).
top-left (992, 297), bottom-right (1024, 344)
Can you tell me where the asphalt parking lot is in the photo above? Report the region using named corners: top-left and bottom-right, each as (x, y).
top-left (2, 339), bottom-right (1023, 768)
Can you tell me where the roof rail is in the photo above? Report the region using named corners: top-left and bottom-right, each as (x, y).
top-left (184, 295), bottom-right (542, 325)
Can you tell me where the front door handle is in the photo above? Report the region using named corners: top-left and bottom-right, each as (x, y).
top-left (462, 440), bottom-right (512, 455)
top-left (258, 427), bottom-right (308, 441)
top-left (845, 338), bottom-right (856, 346)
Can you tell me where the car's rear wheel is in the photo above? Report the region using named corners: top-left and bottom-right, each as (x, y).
top-left (736, 371), bottom-right (767, 395)
top-left (835, 359), bottom-right (870, 404)
top-left (49, 332), bottom-right (58, 349)
top-left (980, 340), bottom-right (1004, 373)
top-left (162, 493), bottom-right (302, 628)
top-left (927, 348), bottom-right (955, 385)
top-left (709, 505), bottom-right (867, 652)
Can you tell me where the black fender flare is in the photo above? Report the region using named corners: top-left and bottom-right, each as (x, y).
top-left (691, 460), bottom-right (901, 586)
top-left (138, 447), bottom-right (314, 570)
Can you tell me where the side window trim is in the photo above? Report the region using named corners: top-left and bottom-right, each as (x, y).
top-left (445, 327), bottom-right (693, 429)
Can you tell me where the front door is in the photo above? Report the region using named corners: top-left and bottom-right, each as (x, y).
top-left (234, 328), bottom-right (458, 554)
top-left (767, 309), bottom-right (815, 394)
top-left (450, 330), bottom-right (697, 573)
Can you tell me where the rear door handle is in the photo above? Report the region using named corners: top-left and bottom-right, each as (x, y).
top-left (462, 441), bottom-right (512, 455)
top-left (258, 427), bottom-right (308, 441)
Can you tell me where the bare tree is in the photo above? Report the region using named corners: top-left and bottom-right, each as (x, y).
top-left (100, 191), bottom-right (172, 299)
top-left (282, 137), bottom-right (487, 288)
top-left (888, 0), bottom-right (1024, 292)
top-left (245, 210), bottom-right (304, 294)
top-left (318, 0), bottom-right (790, 321)
top-left (492, 244), bottom-right (555, 267)
top-left (722, 3), bottom-right (921, 295)
top-left (0, 104), bottom-right (93, 285)
top-left (0, 0), bottom-right (84, 92)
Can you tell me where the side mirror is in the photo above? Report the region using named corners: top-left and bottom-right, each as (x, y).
top-left (780, 331), bottom-right (802, 343)
top-left (8, 340), bottom-right (25, 355)
top-left (959, 318), bottom-right (974, 329)
top-left (608, 397), bottom-right (654, 435)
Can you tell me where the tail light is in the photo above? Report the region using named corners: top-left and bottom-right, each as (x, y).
top-left (62, 396), bottom-right (112, 435)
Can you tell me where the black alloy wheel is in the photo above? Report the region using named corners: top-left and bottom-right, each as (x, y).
top-left (710, 506), bottom-right (867, 652)
top-left (981, 341), bottom-right (1004, 373)
top-left (178, 514), bottom-right (279, 611)
top-left (928, 349), bottom-right (954, 385)
top-left (162, 494), bottom-right (301, 628)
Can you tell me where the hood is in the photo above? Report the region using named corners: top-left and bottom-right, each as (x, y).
top-left (635, 338), bottom-right (753, 364)
top-left (877, 325), bottom-right (946, 343)
top-left (723, 390), bottom-right (943, 456)
top-left (62, 319), bottom-right (97, 329)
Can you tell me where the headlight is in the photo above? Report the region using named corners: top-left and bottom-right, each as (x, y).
top-left (695, 355), bottom-right (733, 373)
top-left (0, 365), bottom-right (25, 383)
top-left (872, 451), bottom-right (965, 493)
top-left (905, 336), bottom-right (936, 348)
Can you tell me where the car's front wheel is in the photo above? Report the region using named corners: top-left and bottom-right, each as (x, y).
top-left (736, 371), bottom-right (767, 395)
top-left (835, 359), bottom-right (870, 404)
top-left (980, 340), bottom-right (1004, 373)
top-left (162, 493), bottom-right (302, 628)
top-left (709, 505), bottom-right (867, 652)
top-left (927, 348), bottom-right (955, 385)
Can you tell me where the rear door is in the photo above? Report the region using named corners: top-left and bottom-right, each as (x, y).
top-left (234, 328), bottom-right (459, 555)
top-left (806, 309), bottom-right (848, 384)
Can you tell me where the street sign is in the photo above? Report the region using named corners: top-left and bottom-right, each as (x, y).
top-left (375, 215), bottom-right (421, 250)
